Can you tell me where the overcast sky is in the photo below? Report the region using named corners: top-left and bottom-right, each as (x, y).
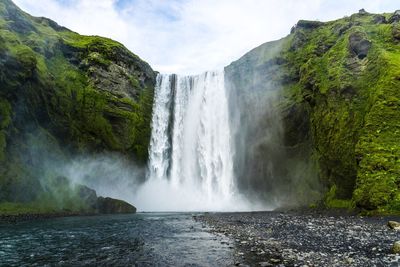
top-left (13, 0), bottom-right (400, 74)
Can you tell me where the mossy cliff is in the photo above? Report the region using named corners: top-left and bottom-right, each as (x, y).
top-left (1, 0), bottom-right (399, 215)
top-left (0, 0), bottom-right (155, 213)
top-left (226, 10), bottom-right (400, 214)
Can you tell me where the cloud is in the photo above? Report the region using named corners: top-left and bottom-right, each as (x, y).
top-left (13, 0), bottom-right (400, 74)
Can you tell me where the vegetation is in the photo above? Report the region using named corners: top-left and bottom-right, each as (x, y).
top-left (0, 0), bottom-right (155, 213)
top-left (0, 0), bottom-right (398, 215)
top-left (227, 10), bottom-right (400, 214)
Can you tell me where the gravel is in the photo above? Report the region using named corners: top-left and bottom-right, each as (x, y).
top-left (195, 211), bottom-right (400, 267)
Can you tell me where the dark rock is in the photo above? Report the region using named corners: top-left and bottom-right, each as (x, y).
top-left (291, 19), bottom-right (323, 36)
top-left (358, 9), bottom-right (368, 15)
top-left (77, 185), bottom-right (98, 209)
top-left (349, 32), bottom-right (371, 59)
top-left (388, 11), bottom-right (400, 24)
top-left (290, 31), bottom-right (307, 51)
top-left (282, 103), bottom-right (310, 146)
top-left (97, 197), bottom-right (136, 214)
top-left (372, 15), bottom-right (387, 24)
top-left (295, 20), bottom-right (324, 30)
top-left (392, 24), bottom-right (400, 41)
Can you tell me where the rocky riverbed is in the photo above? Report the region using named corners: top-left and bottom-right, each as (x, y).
top-left (195, 211), bottom-right (400, 267)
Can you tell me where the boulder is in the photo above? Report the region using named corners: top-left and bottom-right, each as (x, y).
top-left (392, 24), bottom-right (400, 41)
top-left (388, 221), bottom-right (400, 230)
top-left (392, 241), bottom-right (400, 254)
top-left (296, 20), bottom-right (324, 30)
top-left (372, 15), bottom-right (387, 24)
top-left (358, 9), bottom-right (368, 15)
top-left (388, 11), bottom-right (400, 24)
top-left (97, 197), bottom-right (136, 214)
top-left (76, 185), bottom-right (98, 209)
top-left (349, 32), bottom-right (371, 59)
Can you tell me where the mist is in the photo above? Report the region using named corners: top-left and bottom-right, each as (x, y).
top-left (225, 39), bottom-right (322, 208)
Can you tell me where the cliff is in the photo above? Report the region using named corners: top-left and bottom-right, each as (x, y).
top-left (225, 10), bottom-right (400, 214)
top-left (0, 0), bottom-right (154, 213)
top-left (1, 0), bottom-right (399, 215)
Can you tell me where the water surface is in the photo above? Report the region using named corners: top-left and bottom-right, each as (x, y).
top-left (0, 213), bottom-right (233, 266)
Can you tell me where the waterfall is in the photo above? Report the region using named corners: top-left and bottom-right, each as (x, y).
top-left (137, 71), bottom-right (248, 211)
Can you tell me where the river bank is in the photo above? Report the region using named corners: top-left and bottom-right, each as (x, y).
top-left (195, 211), bottom-right (400, 266)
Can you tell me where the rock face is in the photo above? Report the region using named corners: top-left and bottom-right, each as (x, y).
top-left (97, 197), bottom-right (136, 214)
top-left (348, 32), bottom-right (371, 59)
top-left (372, 15), bottom-right (386, 24)
top-left (0, 0), bottom-right (154, 211)
top-left (388, 11), bottom-right (400, 23)
top-left (225, 11), bottom-right (400, 213)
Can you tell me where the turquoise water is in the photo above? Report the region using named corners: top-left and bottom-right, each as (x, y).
top-left (0, 213), bottom-right (233, 266)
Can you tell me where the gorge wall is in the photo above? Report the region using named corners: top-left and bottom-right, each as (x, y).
top-left (0, 0), bottom-right (155, 213)
top-left (1, 0), bottom-right (400, 214)
top-left (225, 10), bottom-right (400, 213)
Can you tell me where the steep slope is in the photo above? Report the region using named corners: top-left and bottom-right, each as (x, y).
top-left (0, 0), bottom-right (155, 212)
top-left (226, 10), bottom-right (400, 213)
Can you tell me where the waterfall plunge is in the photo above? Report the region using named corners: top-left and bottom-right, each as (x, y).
top-left (134, 71), bottom-right (254, 211)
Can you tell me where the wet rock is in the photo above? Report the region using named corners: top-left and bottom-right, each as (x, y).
top-left (392, 241), bottom-right (400, 254)
top-left (348, 32), bottom-right (371, 59)
top-left (77, 185), bottom-right (98, 209)
top-left (96, 197), bottom-right (136, 214)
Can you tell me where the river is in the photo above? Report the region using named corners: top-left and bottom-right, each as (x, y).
top-left (0, 213), bottom-right (233, 266)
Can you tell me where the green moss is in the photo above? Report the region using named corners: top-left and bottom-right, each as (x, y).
top-left (0, 0), bottom-right (155, 212)
top-left (0, 99), bottom-right (11, 161)
top-left (277, 12), bottom-right (400, 213)
top-left (325, 185), bottom-right (355, 209)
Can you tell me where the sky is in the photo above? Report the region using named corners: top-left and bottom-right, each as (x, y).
top-left (13, 0), bottom-right (400, 74)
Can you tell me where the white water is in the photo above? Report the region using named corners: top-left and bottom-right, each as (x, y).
top-left (136, 71), bottom-right (255, 211)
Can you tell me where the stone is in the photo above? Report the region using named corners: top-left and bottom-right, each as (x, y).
top-left (270, 258), bottom-right (281, 263)
top-left (392, 24), bottom-right (400, 41)
top-left (76, 185), bottom-right (98, 209)
top-left (296, 20), bottom-right (324, 30)
top-left (359, 9), bottom-right (367, 15)
top-left (392, 241), bottom-right (400, 254)
top-left (388, 221), bottom-right (400, 230)
top-left (345, 257), bottom-right (354, 264)
top-left (259, 262), bottom-right (273, 267)
top-left (96, 197), bottom-right (136, 214)
top-left (349, 32), bottom-right (371, 59)
top-left (388, 11), bottom-right (400, 23)
top-left (372, 15), bottom-right (387, 24)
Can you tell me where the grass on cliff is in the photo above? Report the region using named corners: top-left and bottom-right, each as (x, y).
top-left (281, 12), bottom-right (400, 213)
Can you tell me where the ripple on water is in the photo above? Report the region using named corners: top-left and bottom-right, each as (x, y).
top-left (0, 213), bottom-right (234, 266)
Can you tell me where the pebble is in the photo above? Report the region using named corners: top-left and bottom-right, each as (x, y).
top-left (392, 241), bottom-right (400, 254)
top-left (195, 211), bottom-right (400, 266)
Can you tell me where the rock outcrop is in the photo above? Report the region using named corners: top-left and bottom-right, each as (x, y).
top-left (0, 0), bottom-right (152, 212)
top-left (226, 11), bottom-right (400, 214)
top-left (97, 197), bottom-right (136, 214)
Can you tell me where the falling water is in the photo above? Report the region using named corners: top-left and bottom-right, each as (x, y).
top-left (137, 71), bottom-right (250, 211)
